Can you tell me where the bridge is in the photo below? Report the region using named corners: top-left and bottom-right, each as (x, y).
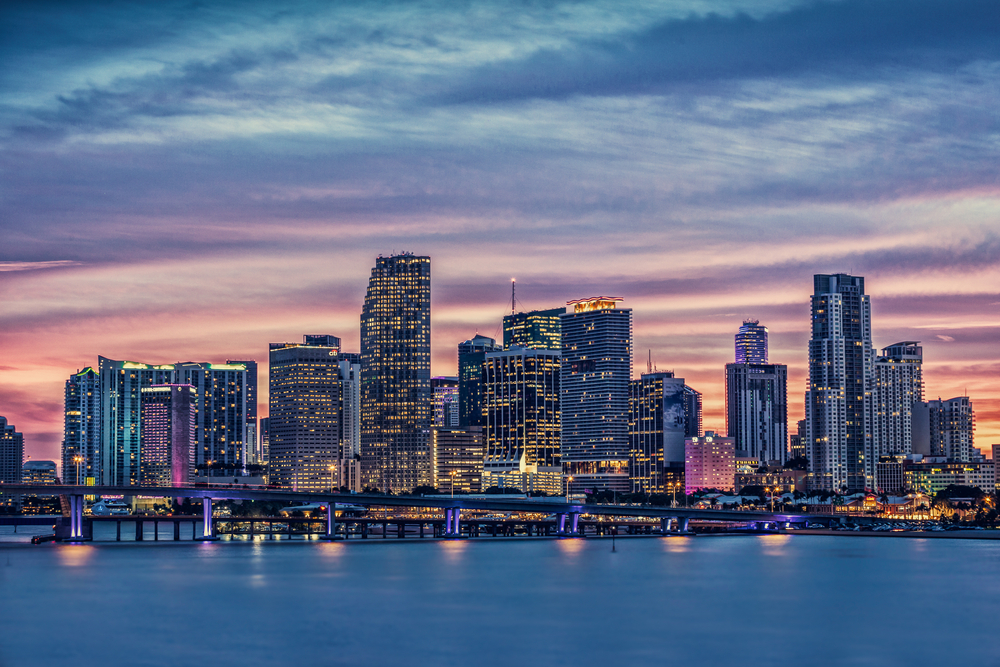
top-left (0, 484), bottom-right (816, 542)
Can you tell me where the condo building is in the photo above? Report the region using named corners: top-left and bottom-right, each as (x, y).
top-left (458, 334), bottom-right (500, 428)
top-left (726, 320), bottom-right (788, 465)
top-left (503, 307), bottom-right (565, 350)
top-left (139, 384), bottom-right (196, 487)
top-left (685, 431), bottom-right (735, 494)
top-left (629, 371), bottom-right (702, 494)
top-left (63, 366), bottom-right (101, 486)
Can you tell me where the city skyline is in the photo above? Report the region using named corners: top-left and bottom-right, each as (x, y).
top-left (2, 0), bottom-right (999, 466)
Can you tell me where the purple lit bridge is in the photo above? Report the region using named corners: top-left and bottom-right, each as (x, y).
top-left (0, 484), bottom-right (818, 542)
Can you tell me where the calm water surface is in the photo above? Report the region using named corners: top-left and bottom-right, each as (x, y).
top-left (1, 535), bottom-right (998, 667)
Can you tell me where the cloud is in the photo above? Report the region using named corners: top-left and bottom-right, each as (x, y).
top-left (936, 334), bottom-right (955, 342)
top-left (0, 261), bottom-right (80, 272)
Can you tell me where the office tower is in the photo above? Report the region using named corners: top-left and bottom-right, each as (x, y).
top-left (139, 384), bottom-right (196, 487)
top-left (503, 307), bottom-right (566, 350)
top-left (432, 427), bottom-right (484, 494)
top-left (804, 274), bottom-right (874, 493)
top-left (228, 359), bottom-right (258, 465)
top-left (482, 348), bottom-right (562, 495)
top-left (725, 343), bottom-right (788, 465)
top-left (98, 357), bottom-right (249, 486)
top-left (458, 334), bottom-right (500, 428)
top-left (431, 376), bottom-right (460, 427)
top-left (629, 372), bottom-right (703, 493)
top-left (561, 297), bottom-right (632, 494)
top-left (927, 396), bottom-right (975, 462)
top-left (268, 337), bottom-right (341, 491)
top-left (872, 342), bottom-right (923, 471)
top-left (338, 357), bottom-right (362, 491)
top-left (22, 461), bottom-right (57, 485)
top-left (63, 366), bottom-right (101, 486)
top-left (685, 431), bottom-right (735, 494)
top-left (360, 253), bottom-right (432, 492)
top-left (735, 319), bottom-right (768, 364)
top-left (0, 417), bottom-right (24, 510)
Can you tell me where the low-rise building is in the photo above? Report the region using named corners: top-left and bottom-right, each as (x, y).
top-left (432, 427), bottom-right (484, 494)
top-left (905, 459), bottom-right (995, 495)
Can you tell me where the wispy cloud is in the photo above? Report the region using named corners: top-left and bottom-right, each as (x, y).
top-left (0, 260), bottom-right (80, 272)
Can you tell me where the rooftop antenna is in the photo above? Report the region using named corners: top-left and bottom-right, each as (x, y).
top-left (647, 350), bottom-right (652, 374)
top-left (511, 278), bottom-right (516, 316)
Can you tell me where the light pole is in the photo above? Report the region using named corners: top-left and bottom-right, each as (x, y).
top-left (329, 464), bottom-right (337, 493)
top-left (73, 454), bottom-right (84, 486)
top-left (450, 470), bottom-right (457, 498)
top-left (566, 475), bottom-right (573, 499)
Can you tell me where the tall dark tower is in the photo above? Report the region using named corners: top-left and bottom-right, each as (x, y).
top-left (458, 334), bottom-right (499, 427)
top-left (735, 319), bottom-right (768, 364)
top-left (360, 253), bottom-right (432, 493)
top-left (805, 273), bottom-right (873, 493)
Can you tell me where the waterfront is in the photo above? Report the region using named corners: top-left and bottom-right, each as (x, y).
top-left (2, 536), bottom-right (998, 667)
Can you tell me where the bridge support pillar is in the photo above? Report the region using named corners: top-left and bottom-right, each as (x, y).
top-left (323, 502), bottom-right (339, 540)
top-left (443, 508), bottom-right (462, 537)
top-left (556, 513), bottom-right (567, 535)
top-left (570, 512), bottom-right (580, 536)
top-left (678, 516), bottom-right (690, 533)
top-left (67, 494), bottom-right (86, 540)
top-left (199, 498), bottom-right (217, 540)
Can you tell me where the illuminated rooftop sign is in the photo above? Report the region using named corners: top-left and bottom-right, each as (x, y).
top-left (566, 296), bottom-right (623, 313)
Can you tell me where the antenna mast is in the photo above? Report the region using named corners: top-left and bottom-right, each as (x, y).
top-left (511, 278), bottom-right (516, 316)
top-left (647, 350), bottom-right (652, 374)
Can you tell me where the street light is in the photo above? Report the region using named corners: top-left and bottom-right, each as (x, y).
top-left (329, 464), bottom-right (337, 493)
top-left (450, 470), bottom-right (457, 498)
top-left (72, 454), bottom-right (84, 486)
top-left (566, 475), bottom-right (574, 499)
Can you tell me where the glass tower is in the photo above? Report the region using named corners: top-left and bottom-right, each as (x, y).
top-left (805, 274), bottom-right (874, 493)
top-left (503, 307), bottom-right (565, 350)
top-left (63, 367), bottom-right (101, 485)
top-left (735, 319), bottom-right (768, 364)
top-left (457, 334), bottom-right (499, 427)
top-left (360, 253), bottom-right (432, 493)
top-left (561, 297), bottom-right (633, 494)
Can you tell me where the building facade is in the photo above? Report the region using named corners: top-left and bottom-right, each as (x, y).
top-left (804, 274), bottom-right (874, 493)
top-left (482, 348), bottom-right (562, 495)
top-left (503, 307), bottom-right (565, 350)
top-left (63, 366), bottom-right (101, 486)
top-left (431, 376), bottom-right (460, 427)
top-left (685, 431), bottom-right (735, 494)
top-left (458, 334), bottom-right (499, 428)
top-left (98, 357), bottom-right (249, 486)
top-left (22, 461), bottom-right (57, 485)
top-left (0, 416), bottom-right (24, 511)
top-left (268, 337), bottom-right (342, 492)
top-left (725, 363), bottom-right (788, 465)
top-left (338, 357), bottom-right (362, 492)
top-left (228, 359), bottom-right (258, 465)
top-left (629, 371), bottom-right (702, 494)
top-left (360, 253), bottom-right (432, 492)
top-left (432, 427), bottom-right (484, 494)
top-left (872, 342), bottom-right (923, 489)
top-left (561, 297), bottom-right (632, 494)
top-left (139, 384), bottom-right (196, 487)
top-left (927, 396), bottom-right (975, 462)
top-left (735, 319), bottom-right (768, 365)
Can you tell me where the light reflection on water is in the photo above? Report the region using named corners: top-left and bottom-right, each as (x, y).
top-left (1, 536), bottom-right (997, 667)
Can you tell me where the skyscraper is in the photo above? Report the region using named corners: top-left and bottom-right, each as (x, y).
top-left (268, 337), bottom-right (341, 491)
top-left (735, 319), bottom-right (768, 364)
top-left (927, 396), bottom-right (975, 462)
top-left (139, 384), bottom-right (196, 487)
top-left (98, 357), bottom-right (249, 486)
top-left (561, 297), bottom-right (632, 494)
top-left (503, 307), bottom-right (565, 350)
top-left (228, 359), bottom-right (258, 465)
top-left (872, 342), bottom-right (923, 473)
top-left (338, 357), bottom-right (362, 491)
top-left (482, 347), bottom-right (562, 495)
top-left (63, 366), bottom-right (101, 486)
top-left (458, 334), bottom-right (499, 428)
top-left (726, 320), bottom-right (788, 465)
top-left (0, 416), bottom-right (24, 511)
top-left (629, 371), bottom-right (703, 494)
top-left (360, 253), bottom-right (432, 492)
top-left (805, 274), bottom-right (874, 492)
top-left (431, 376), bottom-right (460, 427)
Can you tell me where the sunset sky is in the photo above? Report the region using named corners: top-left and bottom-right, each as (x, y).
top-left (2, 0), bottom-right (998, 468)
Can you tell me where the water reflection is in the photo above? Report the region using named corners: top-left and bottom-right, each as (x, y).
top-left (439, 539), bottom-right (468, 561)
top-left (662, 537), bottom-right (690, 553)
top-left (555, 538), bottom-right (585, 557)
top-left (760, 534), bottom-right (790, 557)
top-left (55, 545), bottom-right (93, 567)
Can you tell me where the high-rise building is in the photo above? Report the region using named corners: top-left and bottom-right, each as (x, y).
top-left (503, 307), bottom-right (565, 350)
top-left (725, 359), bottom-right (788, 465)
top-left (872, 342), bottom-right (923, 485)
top-left (139, 384), bottom-right (196, 487)
top-left (22, 461), bottom-right (57, 485)
top-left (268, 337), bottom-right (341, 491)
top-left (0, 416), bottom-right (24, 510)
top-left (432, 427), bottom-right (484, 494)
top-left (338, 357), bottom-right (362, 492)
top-left (927, 396), bottom-right (975, 462)
top-left (63, 366), bottom-right (101, 486)
top-left (431, 376), bottom-right (460, 427)
top-left (360, 253), bottom-right (432, 492)
top-left (789, 419), bottom-right (807, 460)
top-left (685, 431), bottom-right (735, 494)
top-left (629, 371), bottom-right (702, 494)
top-left (482, 348), bottom-right (562, 495)
top-left (98, 357), bottom-right (249, 486)
top-left (259, 417), bottom-right (270, 466)
top-left (561, 297), bottom-right (632, 494)
top-left (228, 359), bottom-right (258, 465)
top-left (805, 274), bottom-right (874, 493)
top-left (458, 334), bottom-right (499, 428)
top-left (735, 319), bottom-right (768, 364)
